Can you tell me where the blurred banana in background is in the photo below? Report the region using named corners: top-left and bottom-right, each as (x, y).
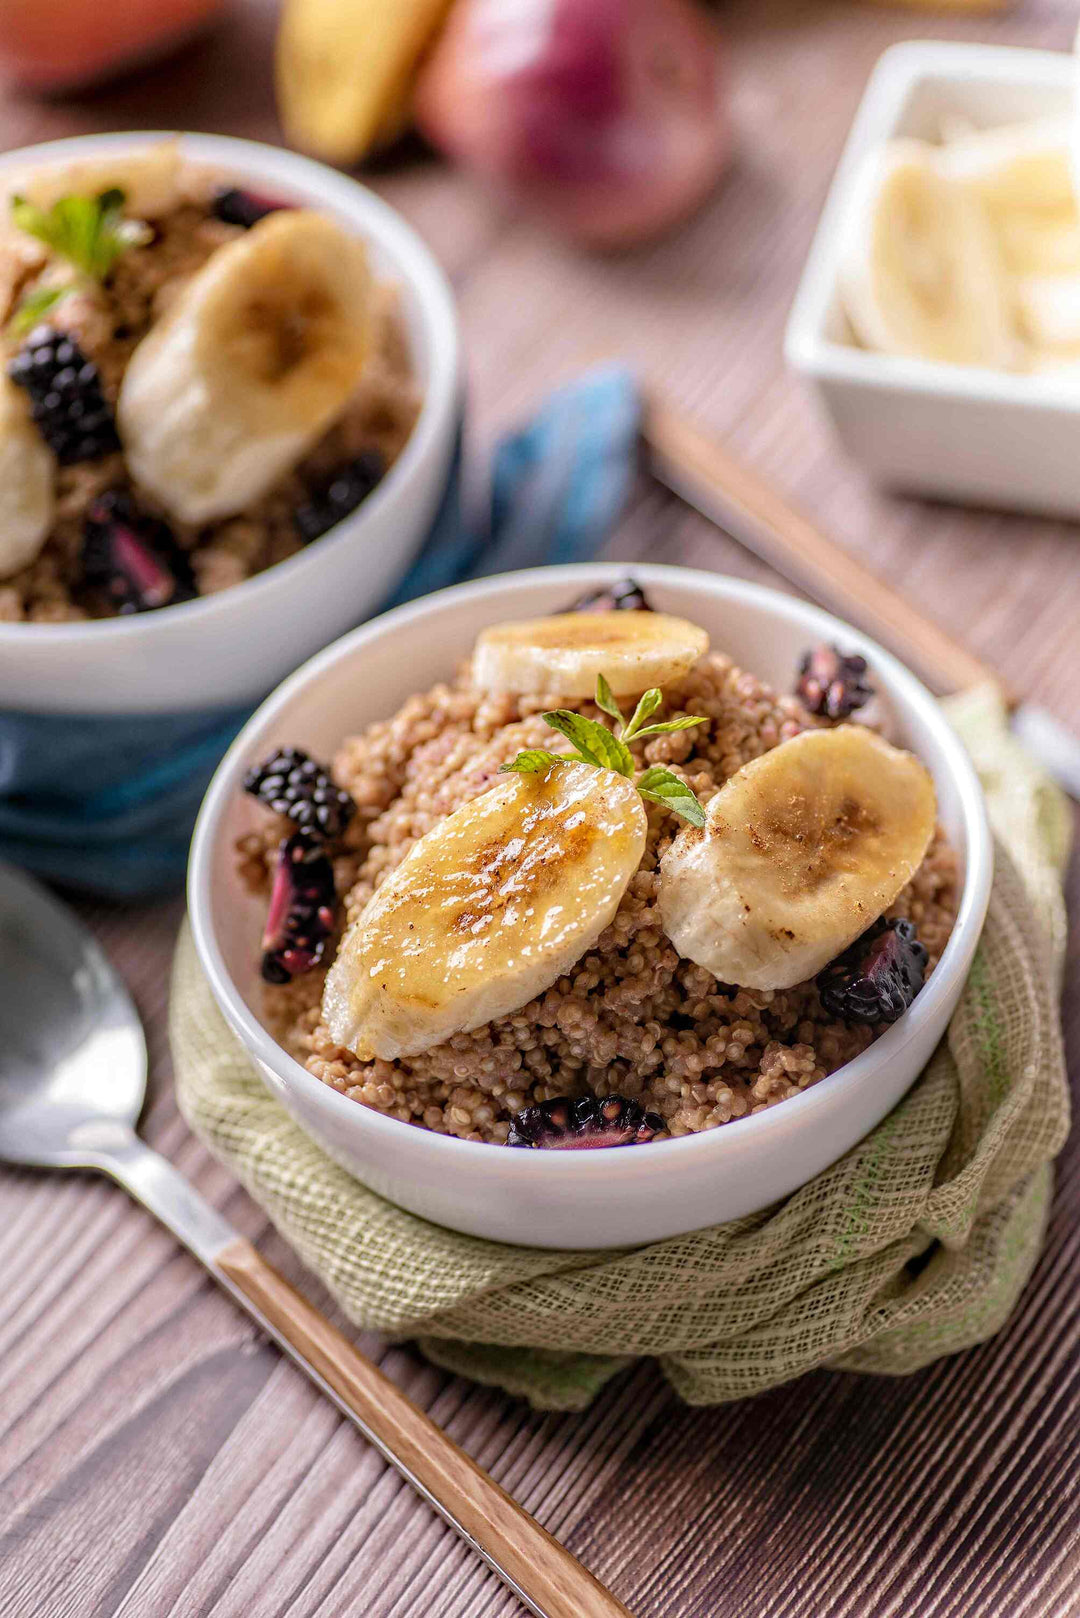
top-left (276, 0), bottom-right (455, 166)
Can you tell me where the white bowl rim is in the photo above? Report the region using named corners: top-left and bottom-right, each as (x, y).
top-left (0, 129), bottom-right (459, 648)
top-left (189, 561), bottom-right (994, 1180)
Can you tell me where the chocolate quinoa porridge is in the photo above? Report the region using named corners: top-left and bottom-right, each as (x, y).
top-left (237, 585), bottom-right (959, 1149)
top-left (0, 144), bottom-right (418, 622)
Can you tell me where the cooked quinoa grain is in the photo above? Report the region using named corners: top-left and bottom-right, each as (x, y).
top-left (239, 651), bottom-right (960, 1145)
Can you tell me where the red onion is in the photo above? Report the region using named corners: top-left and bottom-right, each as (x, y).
top-left (415, 0), bottom-right (730, 249)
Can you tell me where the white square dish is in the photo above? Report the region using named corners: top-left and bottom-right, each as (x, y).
top-left (784, 42), bottom-right (1080, 517)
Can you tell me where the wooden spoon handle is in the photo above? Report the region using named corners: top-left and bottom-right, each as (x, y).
top-left (643, 400), bottom-right (1007, 701)
top-left (214, 1237), bottom-right (633, 1618)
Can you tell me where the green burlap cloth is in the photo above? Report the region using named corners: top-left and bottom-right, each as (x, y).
top-left (170, 686), bottom-right (1073, 1410)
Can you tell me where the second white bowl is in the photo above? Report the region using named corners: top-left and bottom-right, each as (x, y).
top-left (189, 563), bottom-right (993, 1249)
top-left (0, 131), bottom-right (461, 715)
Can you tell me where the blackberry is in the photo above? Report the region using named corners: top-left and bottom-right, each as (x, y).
top-left (294, 451), bottom-right (386, 545)
top-left (82, 491), bottom-right (195, 614)
top-left (260, 831), bottom-right (337, 984)
top-left (244, 746), bottom-right (355, 841)
top-left (817, 917), bottom-right (929, 1026)
top-left (796, 643), bottom-right (873, 721)
top-left (212, 187), bottom-right (292, 229)
top-left (9, 326), bottom-right (120, 464)
top-left (507, 1094), bottom-right (664, 1150)
top-left (565, 577), bottom-right (653, 614)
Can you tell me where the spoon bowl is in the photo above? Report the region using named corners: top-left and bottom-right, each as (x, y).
top-left (0, 862), bottom-right (146, 1169)
top-left (0, 861), bottom-right (628, 1618)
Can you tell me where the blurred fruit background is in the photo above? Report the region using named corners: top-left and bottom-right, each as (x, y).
top-left (0, 0), bottom-right (736, 249)
top-left (0, 0), bottom-right (1076, 706)
top-left (0, 0), bottom-right (1020, 251)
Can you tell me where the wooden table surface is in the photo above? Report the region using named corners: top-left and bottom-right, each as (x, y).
top-left (2, 3), bottom-right (1079, 1616)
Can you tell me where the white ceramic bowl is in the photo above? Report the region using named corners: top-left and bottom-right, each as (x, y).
top-left (189, 563), bottom-right (993, 1249)
top-left (785, 42), bottom-right (1080, 519)
top-left (0, 131), bottom-right (460, 714)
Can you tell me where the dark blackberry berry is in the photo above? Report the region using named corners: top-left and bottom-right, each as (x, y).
top-left (796, 643), bottom-right (873, 721)
top-left (244, 746), bottom-right (355, 841)
top-left (9, 326), bottom-right (120, 464)
top-left (565, 577), bottom-right (653, 614)
top-left (261, 831), bottom-right (337, 984)
top-left (82, 491), bottom-right (195, 614)
top-left (294, 452), bottom-right (386, 545)
top-left (817, 917), bottom-right (929, 1026)
top-left (211, 187), bottom-right (291, 229)
top-left (507, 1094), bottom-right (664, 1150)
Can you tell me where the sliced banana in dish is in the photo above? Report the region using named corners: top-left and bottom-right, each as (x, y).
top-left (938, 119), bottom-right (1073, 202)
top-left (937, 121), bottom-right (1080, 278)
top-left (1016, 274), bottom-right (1080, 351)
top-left (838, 138), bottom-right (1016, 369)
top-left (657, 726), bottom-right (937, 993)
top-left (277, 0), bottom-right (455, 165)
top-left (472, 611), bottom-right (709, 699)
top-left (117, 210), bottom-right (372, 524)
top-left (951, 128), bottom-right (1080, 354)
top-left (0, 378), bottom-right (55, 581)
top-left (323, 762), bottom-right (647, 1061)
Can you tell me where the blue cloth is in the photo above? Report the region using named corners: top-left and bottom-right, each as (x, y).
top-left (0, 366), bottom-right (641, 898)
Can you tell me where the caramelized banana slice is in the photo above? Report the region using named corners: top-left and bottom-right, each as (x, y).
top-left (473, 611), bottom-right (708, 698)
top-left (118, 210), bottom-right (371, 523)
top-left (658, 727), bottom-right (937, 991)
top-left (0, 378), bottom-right (55, 581)
top-left (323, 762), bottom-right (647, 1060)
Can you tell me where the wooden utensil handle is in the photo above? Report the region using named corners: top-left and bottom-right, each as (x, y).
top-left (643, 401), bottom-right (1007, 701)
top-left (214, 1237), bottom-right (633, 1618)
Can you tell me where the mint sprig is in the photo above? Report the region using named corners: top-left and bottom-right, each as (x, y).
top-left (500, 676), bottom-right (708, 827)
top-left (502, 748), bottom-right (570, 776)
top-left (636, 766), bottom-right (706, 822)
top-left (11, 189), bottom-right (150, 281)
top-left (7, 188), bottom-right (152, 338)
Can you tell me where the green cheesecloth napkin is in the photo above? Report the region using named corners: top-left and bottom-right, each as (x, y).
top-left (170, 685), bottom-right (1073, 1410)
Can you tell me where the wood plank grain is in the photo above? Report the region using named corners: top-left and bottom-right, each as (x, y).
top-left (642, 400), bottom-right (1007, 697)
top-left (213, 1235), bottom-right (635, 1618)
top-left (0, 0), bottom-right (1078, 1615)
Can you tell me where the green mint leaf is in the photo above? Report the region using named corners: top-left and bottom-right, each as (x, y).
top-left (593, 673), bottom-right (624, 726)
top-left (7, 283), bottom-right (72, 338)
top-left (503, 678), bottom-right (711, 824)
top-left (625, 714), bottom-right (709, 741)
top-left (542, 709), bottom-right (633, 777)
top-left (621, 687), bottom-right (663, 741)
top-left (500, 749), bottom-right (574, 776)
top-left (11, 188), bottom-right (149, 283)
top-left (636, 766), bottom-right (707, 827)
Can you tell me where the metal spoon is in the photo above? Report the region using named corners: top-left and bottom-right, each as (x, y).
top-left (0, 862), bottom-right (632, 1618)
